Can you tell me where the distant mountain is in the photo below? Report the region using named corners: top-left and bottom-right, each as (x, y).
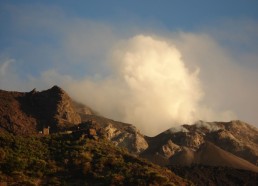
top-left (169, 142), bottom-right (258, 172)
top-left (141, 120), bottom-right (258, 172)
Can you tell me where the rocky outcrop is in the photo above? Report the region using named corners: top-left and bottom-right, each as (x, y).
top-left (0, 86), bottom-right (148, 154)
top-left (0, 86), bottom-right (81, 134)
top-left (206, 120), bottom-right (258, 166)
top-left (0, 90), bottom-right (37, 134)
top-left (78, 115), bottom-right (148, 155)
top-left (105, 122), bottom-right (148, 154)
top-left (34, 86), bottom-right (81, 128)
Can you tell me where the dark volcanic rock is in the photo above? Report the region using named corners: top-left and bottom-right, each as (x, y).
top-left (0, 86), bottom-right (81, 134)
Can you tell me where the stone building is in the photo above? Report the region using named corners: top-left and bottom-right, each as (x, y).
top-left (43, 126), bottom-right (50, 135)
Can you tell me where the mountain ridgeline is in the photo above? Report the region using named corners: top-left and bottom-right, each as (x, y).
top-left (0, 86), bottom-right (81, 134)
top-left (0, 86), bottom-right (258, 185)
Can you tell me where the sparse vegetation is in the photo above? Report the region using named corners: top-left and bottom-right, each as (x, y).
top-left (0, 131), bottom-right (191, 185)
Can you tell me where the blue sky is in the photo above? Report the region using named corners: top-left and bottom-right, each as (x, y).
top-left (1, 0), bottom-right (258, 73)
top-left (0, 0), bottom-right (258, 134)
top-left (2, 1), bottom-right (258, 27)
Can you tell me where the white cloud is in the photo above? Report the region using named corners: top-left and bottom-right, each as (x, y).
top-left (170, 32), bottom-right (258, 126)
top-left (62, 35), bottom-right (237, 136)
top-left (1, 4), bottom-right (258, 135)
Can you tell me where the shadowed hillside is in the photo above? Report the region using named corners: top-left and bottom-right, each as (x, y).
top-left (0, 86), bottom-right (81, 134)
top-left (0, 131), bottom-right (191, 186)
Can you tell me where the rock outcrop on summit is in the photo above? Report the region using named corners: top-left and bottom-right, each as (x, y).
top-left (0, 86), bottom-right (148, 154)
top-left (0, 86), bottom-right (81, 134)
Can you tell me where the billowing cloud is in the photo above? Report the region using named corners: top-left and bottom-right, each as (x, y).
top-left (64, 35), bottom-right (236, 136)
top-left (69, 35), bottom-right (204, 134)
top-left (0, 4), bottom-right (258, 136)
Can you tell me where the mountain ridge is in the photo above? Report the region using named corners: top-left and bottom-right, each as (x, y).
top-left (0, 86), bottom-right (194, 185)
top-left (1, 86), bottom-right (258, 177)
top-left (0, 85), bottom-right (81, 134)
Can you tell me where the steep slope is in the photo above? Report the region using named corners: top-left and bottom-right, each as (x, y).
top-left (0, 86), bottom-right (148, 154)
top-left (169, 142), bottom-right (258, 172)
top-left (141, 120), bottom-right (258, 171)
top-left (0, 89), bottom-right (37, 134)
top-left (0, 86), bottom-right (81, 134)
top-left (194, 142), bottom-right (258, 172)
top-left (205, 120), bottom-right (258, 165)
top-left (77, 115), bottom-right (149, 155)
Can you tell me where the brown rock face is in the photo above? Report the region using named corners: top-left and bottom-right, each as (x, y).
top-left (0, 86), bottom-right (148, 154)
top-left (206, 120), bottom-right (258, 166)
top-left (0, 90), bottom-right (37, 134)
top-left (40, 86), bottom-right (81, 127)
top-left (0, 86), bottom-right (81, 134)
top-left (78, 115), bottom-right (148, 155)
top-left (141, 120), bottom-right (258, 171)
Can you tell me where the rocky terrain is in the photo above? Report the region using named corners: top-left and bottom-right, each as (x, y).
top-left (1, 86), bottom-right (258, 185)
top-left (0, 86), bottom-right (81, 134)
top-left (0, 86), bottom-right (148, 155)
top-left (141, 120), bottom-right (258, 170)
top-left (0, 86), bottom-right (189, 185)
top-left (78, 115), bottom-right (148, 155)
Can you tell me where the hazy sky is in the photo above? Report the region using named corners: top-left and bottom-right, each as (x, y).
top-left (0, 0), bottom-right (258, 136)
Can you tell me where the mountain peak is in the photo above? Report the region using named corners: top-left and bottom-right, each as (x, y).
top-left (49, 85), bottom-right (66, 94)
top-left (142, 120), bottom-right (258, 169)
top-left (0, 86), bottom-right (81, 134)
